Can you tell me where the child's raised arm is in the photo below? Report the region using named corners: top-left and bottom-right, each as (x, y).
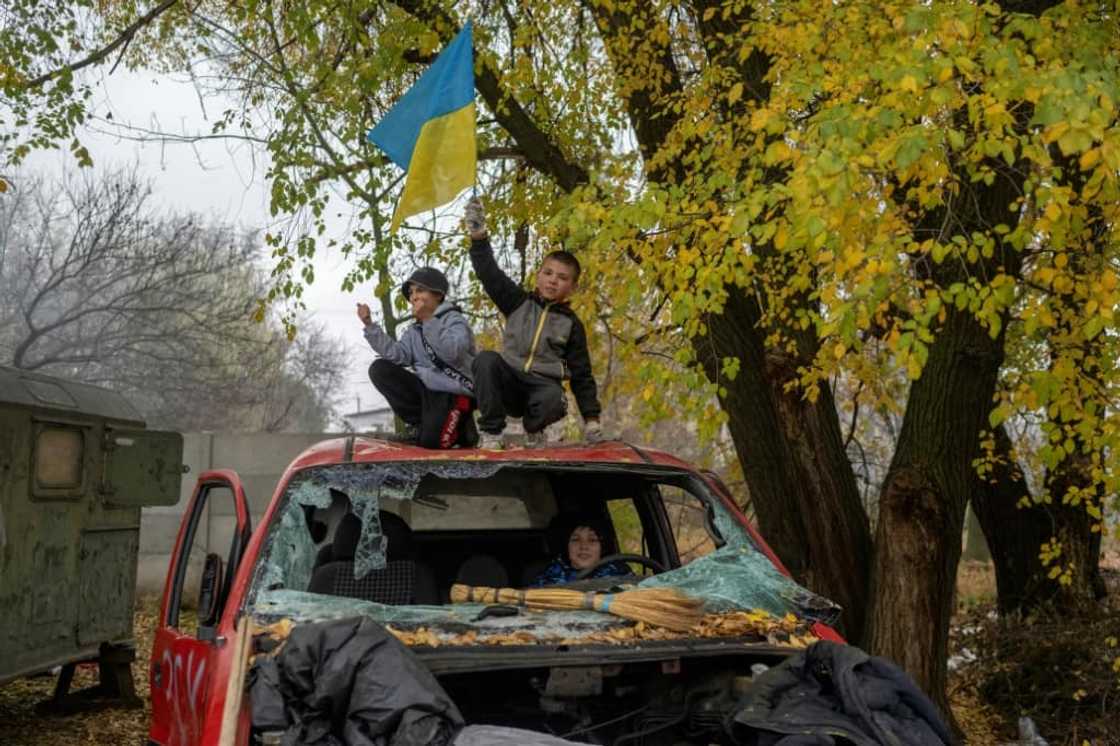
top-left (359, 304), bottom-right (414, 366)
top-left (465, 197), bottom-right (527, 316)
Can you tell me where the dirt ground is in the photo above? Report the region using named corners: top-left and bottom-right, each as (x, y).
top-left (0, 599), bottom-right (160, 745)
top-left (948, 551), bottom-right (1120, 746)
top-left (1, 561), bottom-right (1116, 745)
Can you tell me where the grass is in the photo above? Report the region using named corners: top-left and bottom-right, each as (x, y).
top-left (956, 559), bottom-right (998, 612)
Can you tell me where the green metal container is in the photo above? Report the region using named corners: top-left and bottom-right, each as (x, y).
top-left (0, 365), bottom-right (183, 695)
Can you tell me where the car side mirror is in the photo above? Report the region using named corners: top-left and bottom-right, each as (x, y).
top-left (197, 552), bottom-right (224, 638)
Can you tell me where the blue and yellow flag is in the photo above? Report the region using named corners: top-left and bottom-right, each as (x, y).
top-left (368, 22), bottom-right (476, 232)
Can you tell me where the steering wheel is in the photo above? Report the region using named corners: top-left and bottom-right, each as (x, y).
top-left (574, 553), bottom-right (667, 580)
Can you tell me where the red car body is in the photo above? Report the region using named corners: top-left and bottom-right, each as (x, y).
top-left (147, 438), bottom-right (842, 746)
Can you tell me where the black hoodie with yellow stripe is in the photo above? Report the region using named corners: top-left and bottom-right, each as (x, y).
top-left (469, 237), bottom-right (601, 420)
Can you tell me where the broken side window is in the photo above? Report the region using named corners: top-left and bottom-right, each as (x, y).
top-left (638, 477), bottom-right (842, 625)
top-left (661, 484), bottom-right (719, 563)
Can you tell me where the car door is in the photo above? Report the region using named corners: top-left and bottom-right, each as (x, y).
top-left (148, 470), bottom-right (252, 746)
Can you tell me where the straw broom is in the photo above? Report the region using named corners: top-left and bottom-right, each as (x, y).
top-left (450, 583), bottom-right (704, 632)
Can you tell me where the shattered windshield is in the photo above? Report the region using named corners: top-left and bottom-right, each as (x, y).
top-left (247, 460), bottom-right (840, 639)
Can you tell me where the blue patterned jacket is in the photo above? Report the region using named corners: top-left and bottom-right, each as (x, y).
top-left (530, 557), bottom-right (630, 587)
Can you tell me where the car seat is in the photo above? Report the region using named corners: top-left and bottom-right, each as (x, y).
top-left (455, 554), bottom-right (511, 589)
top-left (307, 511), bottom-right (438, 604)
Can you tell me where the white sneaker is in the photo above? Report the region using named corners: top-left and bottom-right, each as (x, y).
top-left (525, 431), bottom-right (547, 448)
top-left (478, 432), bottom-right (504, 449)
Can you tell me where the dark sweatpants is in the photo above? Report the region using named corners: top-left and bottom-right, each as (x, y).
top-left (472, 351), bottom-right (566, 435)
top-left (368, 360), bottom-right (477, 449)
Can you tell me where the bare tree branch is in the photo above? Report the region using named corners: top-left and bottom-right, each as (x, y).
top-left (0, 166), bottom-right (346, 431)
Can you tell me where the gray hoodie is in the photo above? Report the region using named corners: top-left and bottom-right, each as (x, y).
top-left (363, 301), bottom-right (476, 396)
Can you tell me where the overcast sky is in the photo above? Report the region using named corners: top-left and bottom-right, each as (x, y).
top-left (25, 68), bottom-right (389, 421)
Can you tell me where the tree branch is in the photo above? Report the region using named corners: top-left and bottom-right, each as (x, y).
top-left (22, 0), bottom-right (180, 90)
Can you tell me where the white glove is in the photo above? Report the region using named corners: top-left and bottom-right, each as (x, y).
top-left (464, 196), bottom-right (487, 238)
top-left (584, 419), bottom-right (603, 442)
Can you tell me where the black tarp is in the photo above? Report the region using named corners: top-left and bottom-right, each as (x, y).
top-left (251, 619), bottom-right (949, 746)
top-left (250, 617), bottom-right (588, 746)
top-left (454, 726), bottom-right (586, 745)
top-left (727, 641), bottom-right (952, 746)
top-left (250, 617), bottom-right (463, 746)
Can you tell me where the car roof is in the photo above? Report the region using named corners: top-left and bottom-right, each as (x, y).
top-left (286, 437), bottom-right (697, 474)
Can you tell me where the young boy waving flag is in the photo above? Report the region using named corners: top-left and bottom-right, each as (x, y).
top-left (464, 197), bottom-right (602, 448)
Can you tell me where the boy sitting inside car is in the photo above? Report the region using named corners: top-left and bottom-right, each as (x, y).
top-left (530, 513), bottom-right (630, 586)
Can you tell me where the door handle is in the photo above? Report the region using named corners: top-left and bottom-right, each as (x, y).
top-left (151, 660), bottom-right (164, 688)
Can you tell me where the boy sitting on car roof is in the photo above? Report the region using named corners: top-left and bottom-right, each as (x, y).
top-left (464, 197), bottom-right (602, 448)
top-left (358, 266), bottom-right (478, 448)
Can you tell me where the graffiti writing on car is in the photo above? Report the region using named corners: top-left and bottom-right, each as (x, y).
top-left (162, 647), bottom-right (207, 744)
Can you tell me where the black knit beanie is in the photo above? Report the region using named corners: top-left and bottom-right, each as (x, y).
top-left (401, 266), bottom-right (450, 300)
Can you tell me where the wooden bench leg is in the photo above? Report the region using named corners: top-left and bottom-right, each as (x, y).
top-left (36, 642), bottom-right (141, 713)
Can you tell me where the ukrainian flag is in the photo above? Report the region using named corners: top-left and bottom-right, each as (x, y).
top-left (368, 22), bottom-right (476, 233)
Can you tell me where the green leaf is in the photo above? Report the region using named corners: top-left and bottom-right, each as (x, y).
top-left (806, 215), bottom-right (826, 238)
top-left (1057, 128), bottom-right (1094, 155)
top-left (895, 134), bottom-right (928, 169)
top-left (817, 150), bottom-right (846, 176)
top-left (904, 8), bottom-right (932, 32)
top-left (1030, 98), bottom-right (1064, 126)
top-left (1084, 315), bottom-right (1105, 339)
top-left (989, 407), bottom-right (1007, 428)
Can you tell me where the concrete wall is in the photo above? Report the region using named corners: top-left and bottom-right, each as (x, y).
top-left (137, 432), bottom-right (339, 596)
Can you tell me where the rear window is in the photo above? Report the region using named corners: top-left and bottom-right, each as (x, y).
top-left (405, 495), bottom-right (534, 530)
top-left (399, 473), bottom-right (556, 530)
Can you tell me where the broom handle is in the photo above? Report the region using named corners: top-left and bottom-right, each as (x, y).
top-left (452, 582), bottom-right (557, 604)
top-left (451, 584), bottom-right (612, 612)
top-left (449, 583), bottom-right (702, 632)
top-left (217, 615), bottom-right (253, 746)
top-left (456, 585), bottom-right (527, 606)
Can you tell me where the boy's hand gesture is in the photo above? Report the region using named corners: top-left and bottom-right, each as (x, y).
top-left (410, 292), bottom-right (439, 322)
top-left (464, 196), bottom-right (487, 240)
top-left (357, 302), bottom-right (373, 327)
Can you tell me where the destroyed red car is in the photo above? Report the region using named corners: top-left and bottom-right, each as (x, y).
top-left (147, 437), bottom-right (842, 746)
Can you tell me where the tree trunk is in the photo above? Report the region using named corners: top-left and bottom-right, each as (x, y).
top-left (971, 425), bottom-right (1048, 614)
top-left (584, 0), bottom-right (873, 638)
top-left (865, 84), bottom-right (1027, 716)
top-left (1042, 448), bottom-right (1106, 609)
top-left (972, 425), bottom-right (1105, 615)
top-left (974, 154), bottom-right (1108, 615)
top-left (696, 287), bottom-right (872, 640)
top-left (866, 305), bottom-right (1005, 727)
